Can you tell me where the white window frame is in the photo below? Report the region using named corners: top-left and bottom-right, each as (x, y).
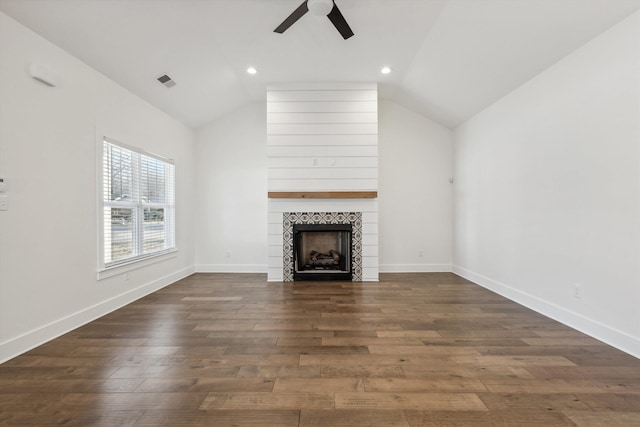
top-left (97, 136), bottom-right (176, 279)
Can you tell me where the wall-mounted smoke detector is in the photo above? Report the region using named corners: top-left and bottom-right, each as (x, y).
top-left (157, 74), bottom-right (176, 88)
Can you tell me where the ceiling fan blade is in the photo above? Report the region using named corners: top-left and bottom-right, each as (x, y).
top-left (327, 3), bottom-right (354, 39)
top-left (274, 1), bottom-right (309, 33)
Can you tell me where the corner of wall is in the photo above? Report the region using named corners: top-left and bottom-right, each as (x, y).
top-left (0, 265), bottom-right (195, 364)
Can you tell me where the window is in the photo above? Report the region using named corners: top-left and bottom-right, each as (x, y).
top-left (100, 137), bottom-right (175, 270)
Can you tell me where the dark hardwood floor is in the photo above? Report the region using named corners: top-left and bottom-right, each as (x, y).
top-left (1, 273), bottom-right (640, 426)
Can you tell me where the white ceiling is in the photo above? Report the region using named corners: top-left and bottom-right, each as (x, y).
top-left (1, 0), bottom-right (639, 129)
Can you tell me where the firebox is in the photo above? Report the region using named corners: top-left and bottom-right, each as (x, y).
top-left (293, 223), bottom-right (352, 281)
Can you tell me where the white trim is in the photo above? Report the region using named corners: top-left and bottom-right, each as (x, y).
top-left (452, 265), bottom-right (640, 359)
top-left (96, 131), bottom-right (105, 270)
top-left (196, 264), bottom-right (268, 273)
top-left (97, 249), bottom-right (178, 280)
top-left (0, 266), bottom-right (195, 364)
top-left (379, 264), bottom-right (453, 273)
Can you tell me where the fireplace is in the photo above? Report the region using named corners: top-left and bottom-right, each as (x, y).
top-left (293, 224), bottom-right (352, 281)
top-left (282, 212), bottom-right (363, 281)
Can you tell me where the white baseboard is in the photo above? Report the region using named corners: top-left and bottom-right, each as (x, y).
top-left (196, 264), bottom-right (268, 273)
top-left (453, 265), bottom-right (640, 359)
top-left (0, 265), bottom-right (195, 364)
top-left (379, 264), bottom-right (453, 273)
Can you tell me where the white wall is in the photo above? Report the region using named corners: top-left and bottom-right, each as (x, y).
top-left (195, 96), bottom-right (454, 280)
top-left (0, 12), bottom-right (196, 363)
top-left (453, 11), bottom-right (640, 357)
top-left (194, 102), bottom-right (268, 272)
top-left (378, 100), bottom-right (453, 272)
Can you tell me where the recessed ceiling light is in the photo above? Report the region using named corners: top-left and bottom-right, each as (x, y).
top-left (381, 67), bottom-right (392, 75)
top-left (247, 67), bottom-right (257, 75)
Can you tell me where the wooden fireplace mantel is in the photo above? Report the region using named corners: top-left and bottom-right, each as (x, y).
top-left (268, 191), bottom-right (378, 199)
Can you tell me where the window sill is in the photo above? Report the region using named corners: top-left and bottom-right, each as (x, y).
top-left (97, 249), bottom-right (178, 281)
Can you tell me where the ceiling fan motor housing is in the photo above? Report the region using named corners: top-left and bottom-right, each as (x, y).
top-left (308, 0), bottom-right (333, 16)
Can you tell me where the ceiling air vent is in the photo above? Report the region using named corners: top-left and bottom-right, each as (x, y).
top-left (157, 74), bottom-right (176, 88)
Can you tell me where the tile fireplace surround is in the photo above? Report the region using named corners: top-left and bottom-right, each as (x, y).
top-left (283, 212), bottom-right (363, 281)
top-left (267, 198), bottom-right (379, 282)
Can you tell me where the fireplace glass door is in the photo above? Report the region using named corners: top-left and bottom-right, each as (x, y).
top-left (293, 224), bottom-right (352, 281)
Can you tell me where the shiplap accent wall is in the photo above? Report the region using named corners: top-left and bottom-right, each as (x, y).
top-left (267, 83), bottom-right (378, 192)
top-left (267, 83), bottom-right (379, 281)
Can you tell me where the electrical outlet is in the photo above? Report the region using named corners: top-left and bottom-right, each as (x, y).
top-left (124, 272), bottom-right (129, 281)
top-left (418, 250), bottom-right (424, 257)
top-left (226, 251), bottom-right (231, 258)
top-left (0, 195), bottom-right (8, 211)
top-left (573, 283), bottom-right (582, 299)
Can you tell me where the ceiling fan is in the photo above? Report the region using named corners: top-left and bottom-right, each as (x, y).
top-left (274, 0), bottom-right (354, 40)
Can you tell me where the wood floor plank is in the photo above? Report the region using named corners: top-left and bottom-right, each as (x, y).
top-left (363, 378), bottom-right (488, 393)
top-left (59, 392), bottom-right (208, 410)
top-left (108, 355), bottom-right (186, 367)
top-left (134, 377), bottom-right (275, 393)
top-left (71, 345), bottom-right (181, 356)
top-left (300, 354), bottom-right (451, 366)
top-left (321, 336), bottom-right (424, 346)
top-left (180, 354), bottom-right (300, 366)
top-left (1, 272), bottom-right (639, 426)
top-left (335, 392), bottom-right (488, 411)
top-left (521, 337), bottom-right (604, 346)
top-left (108, 366), bottom-right (172, 379)
top-left (320, 364), bottom-right (405, 378)
top-left (223, 345), bottom-right (369, 355)
top-left (199, 392), bottom-right (335, 410)
top-left (0, 366), bottom-right (120, 380)
top-left (525, 365), bottom-right (640, 381)
top-left (574, 393), bottom-right (640, 411)
top-left (478, 393), bottom-right (590, 411)
top-left (276, 337), bottom-right (323, 346)
top-left (0, 409), bottom-right (145, 426)
top-left (135, 410), bottom-right (300, 427)
top-left (368, 344), bottom-right (481, 355)
top-left (376, 330), bottom-right (441, 338)
top-left (563, 411), bottom-right (640, 427)
top-left (273, 377), bottom-right (364, 392)
top-left (237, 365), bottom-right (320, 378)
top-left (300, 409), bottom-right (409, 426)
top-left (181, 296), bottom-right (243, 301)
top-left (404, 409), bottom-right (575, 426)
top-left (1, 355), bottom-right (115, 367)
top-left (482, 378), bottom-right (640, 394)
top-left (400, 365), bottom-right (534, 380)
top-left (0, 378), bottom-right (144, 393)
top-left (451, 354), bottom-right (577, 367)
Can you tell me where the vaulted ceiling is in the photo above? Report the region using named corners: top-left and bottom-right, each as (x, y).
top-left (1, 0), bottom-right (639, 129)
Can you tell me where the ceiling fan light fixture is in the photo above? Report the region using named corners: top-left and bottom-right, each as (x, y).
top-left (247, 67), bottom-right (257, 75)
top-left (308, 0), bottom-right (333, 17)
